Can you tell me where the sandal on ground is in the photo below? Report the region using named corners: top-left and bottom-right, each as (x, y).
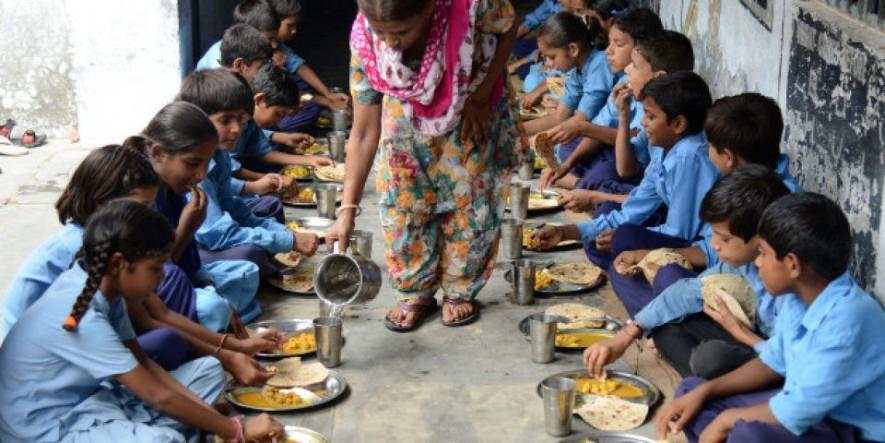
top-left (0, 135), bottom-right (27, 156)
top-left (384, 297), bottom-right (438, 332)
top-left (10, 125), bottom-right (47, 148)
top-left (441, 296), bottom-right (480, 327)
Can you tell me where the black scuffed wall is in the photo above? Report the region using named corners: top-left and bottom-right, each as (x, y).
top-left (784, 6), bottom-right (885, 294)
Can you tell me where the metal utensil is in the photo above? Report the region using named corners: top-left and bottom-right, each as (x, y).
top-left (510, 181), bottom-right (531, 220)
top-left (510, 259), bottom-right (536, 305)
top-left (541, 375), bottom-right (576, 437)
top-left (314, 316), bottom-right (343, 368)
top-left (315, 184), bottom-right (339, 219)
top-left (500, 217), bottom-right (523, 260)
top-left (530, 313), bottom-right (558, 363)
top-left (332, 109), bottom-right (349, 132)
top-left (329, 130), bottom-right (347, 162)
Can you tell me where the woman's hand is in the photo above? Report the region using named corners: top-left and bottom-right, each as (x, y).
top-left (181, 186), bottom-right (208, 234)
top-left (462, 92), bottom-right (493, 147)
top-left (243, 413), bottom-right (286, 442)
top-left (325, 212), bottom-right (356, 253)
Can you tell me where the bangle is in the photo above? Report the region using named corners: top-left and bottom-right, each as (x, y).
top-left (215, 333), bottom-right (230, 355)
top-left (336, 204), bottom-right (362, 217)
top-left (227, 415), bottom-right (244, 443)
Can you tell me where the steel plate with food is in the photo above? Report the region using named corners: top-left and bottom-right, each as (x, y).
top-left (226, 369), bottom-right (348, 412)
top-left (267, 266), bottom-right (316, 295)
top-left (522, 223), bottom-right (581, 251)
top-left (280, 165), bottom-right (313, 181)
top-left (536, 370), bottom-right (660, 407)
top-left (249, 319), bottom-right (318, 358)
top-left (288, 217), bottom-right (335, 239)
top-left (281, 185), bottom-right (343, 207)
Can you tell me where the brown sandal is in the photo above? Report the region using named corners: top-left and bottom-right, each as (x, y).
top-left (441, 296), bottom-right (480, 327)
top-left (384, 298), bottom-right (438, 332)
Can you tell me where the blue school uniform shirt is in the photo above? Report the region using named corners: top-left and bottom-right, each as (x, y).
top-left (591, 75), bottom-right (642, 129)
top-left (194, 149), bottom-right (293, 254)
top-left (560, 49), bottom-right (616, 120)
top-left (634, 261), bottom-right (784, 346)
top-left (154, 188), bottom-right (202, 278)
top-left (576, 132), bottom-right (719, 241)
top-left (759, 272), bottom-right (885, 441)
top-left (278, 42), bottom-right (306, 74)
top-left (231, 120), bottom-right (273, 163)
top-left (0, 264), bottom-right (138, 442)
top-left (1, 223), bottom-right (83, 338)
top-left (695, 154), bottom-right (802, 267)
top-left (196, 41), bottom-right (223, 71)
top-left (523, 0), bottom-right (564, 31)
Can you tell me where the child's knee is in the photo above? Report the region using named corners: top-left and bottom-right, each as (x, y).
top-left (611, 223), bottom-right (648, 254)
top-left (652, 263), bottom-right (696, 294)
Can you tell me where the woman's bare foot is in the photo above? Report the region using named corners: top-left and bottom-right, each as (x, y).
top-left (387, 297), bottom-right (436, 329)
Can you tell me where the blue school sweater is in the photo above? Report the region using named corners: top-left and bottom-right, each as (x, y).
top-left (576, 131), bottom-right (720, 242)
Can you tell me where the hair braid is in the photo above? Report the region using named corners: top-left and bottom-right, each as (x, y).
top-left (62, 240), bottom-right (113, 331)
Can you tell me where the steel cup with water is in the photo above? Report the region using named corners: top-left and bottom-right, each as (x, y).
top-left (540, 376), bottom-right (576, 436)
top-left (510, 259), bottom-right (536, 305)
top-left (510, 181), bottom-right (530, 220)
top-left (315, 183), bottom-right (338, 219)
top-left (500, 217), bottom-right (523, 260)
top-left (313, 316), bottom-right (343, 368)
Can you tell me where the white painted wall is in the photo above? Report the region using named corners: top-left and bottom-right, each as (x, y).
top-left (0, 0), bottom-right (182, 145)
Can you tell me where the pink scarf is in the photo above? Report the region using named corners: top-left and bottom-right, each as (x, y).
top-left (350, 0), bottom-right (503, 136)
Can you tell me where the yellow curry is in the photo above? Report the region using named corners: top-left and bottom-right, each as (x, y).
top-left (554, 331), bottom-right (612, 347)
top-left (575, 378), bottom-right (644, 398)
top-left (534, 270), bottom-right (553, 290)
top-left (281, 165), bottom-right (311, 178)
top-left (273, 332), bottom-right (317, 355)
top-left (235, 387), bottom-right (306, 408)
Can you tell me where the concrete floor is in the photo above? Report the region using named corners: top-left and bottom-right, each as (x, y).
top-left (0, 142), bottom-right (685, 442)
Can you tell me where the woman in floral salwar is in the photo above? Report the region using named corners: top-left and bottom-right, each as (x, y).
top-left (327, 0), bottom-right (526, 330)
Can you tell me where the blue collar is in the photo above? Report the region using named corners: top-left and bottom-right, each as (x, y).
top-left (801, 271), bottom-right (853, 331)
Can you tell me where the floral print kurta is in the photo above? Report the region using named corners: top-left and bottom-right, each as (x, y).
top-left (350, 0), bottom-right (527, 299)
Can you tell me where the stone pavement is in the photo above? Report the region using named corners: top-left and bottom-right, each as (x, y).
top-left (0, 141), bottom-right (685, 442)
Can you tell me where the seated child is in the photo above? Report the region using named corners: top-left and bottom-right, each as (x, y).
top-left (612, 93), bottom-right (804, 307)
top-left (268, 0), bottom-right (350, 133)
top-left (0, 201), bottom-right (284, 442)
top-left (513, 0), bottom-right (567, 70)
top-left (535, 72), bottom-right (718, 283)
top-left (584, 165), bottom-right (791, 379)
top-left (522, 12), bottom-right (615, 135)
top-left (656, 192), bottom-right (885, 443)
top-left (560, 30), bottom-right (695, 215)
top-left (231, 64), bottom-right (334, 183)
top-left (538, 7), bottom-right (664, 190)
top-left (196, 0), bottom-right (280, 72)
top-left (140, 101), bottom-right (265, 324)
top-left (1, 143), bottom-right (277, 376)
top-left (177, 68), bottom-right (319, 278)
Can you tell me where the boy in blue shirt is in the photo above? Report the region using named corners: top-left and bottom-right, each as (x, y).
top-left (558, 30), bottom-right (695, 214)
top-left (537, 8), bottom-right (663, 191)
top-left (612, 93), bottom-right (803, 307)
top-left (535, 72), bottom-right (718, 276)
top-left (177, 69), bottom-right (319, 278)
top-left (231, 64), bottom-right (334, 188)
top-left (657, 192), bottom-right (885, 443)
top-left (584, 166), bottom-right (791, 379)
top-left (268, 0), bottom-right (350, 133)
top-left (196, 0), bottom-right (280, 73)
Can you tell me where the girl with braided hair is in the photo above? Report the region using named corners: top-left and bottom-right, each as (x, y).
top-left (3, 141), bottom-right (279, 383)
top-left (0, 200), bottom-right (285, 442)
